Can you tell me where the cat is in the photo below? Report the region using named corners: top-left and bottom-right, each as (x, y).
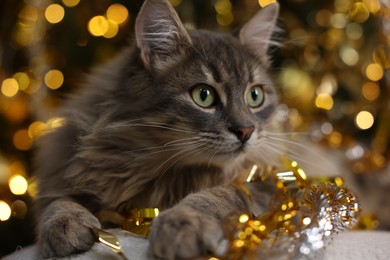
top-left (35, 0), bottom-right (280, 258)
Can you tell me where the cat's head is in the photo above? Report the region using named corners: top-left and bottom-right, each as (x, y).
top-left (95, 0), bottom-right (280, 172)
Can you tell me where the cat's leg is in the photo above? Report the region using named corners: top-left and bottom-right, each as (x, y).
top-left (149, 181), bottom-right (275, 259)
top-left (37, 198), bottom-right (101, 258)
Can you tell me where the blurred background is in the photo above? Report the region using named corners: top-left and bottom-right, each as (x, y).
top-left (0, 0), bottom-right (389, 257)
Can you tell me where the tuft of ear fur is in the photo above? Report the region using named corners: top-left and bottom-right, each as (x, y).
top-left (239, 3), bottom-right (280, 66)
top-left (135, 0), bottom-right (192, 72)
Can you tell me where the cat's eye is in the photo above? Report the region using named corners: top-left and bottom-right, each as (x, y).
top-left (191, 85), bottom-right (216, 108)
top-left (246, 85), bottom-right (264, 108)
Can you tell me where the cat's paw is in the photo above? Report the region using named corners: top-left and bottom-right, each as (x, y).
top-left (149, 207), bottom-right (225, 260)
top-left (37, 199), bottom-right (101, 258)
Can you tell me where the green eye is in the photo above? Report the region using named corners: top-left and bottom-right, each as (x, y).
top-left (191, 85), bottom-right (216, 108)
top-left (246, 85), bottom-right (264, 108)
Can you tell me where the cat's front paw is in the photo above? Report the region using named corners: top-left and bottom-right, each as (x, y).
top-left (37, 199), bottom-right (101, 258)
top-left (149, 207), bottom-right (225, 260)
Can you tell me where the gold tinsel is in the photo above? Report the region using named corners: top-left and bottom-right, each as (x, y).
top-left (222, 160), bottom-right (360, 259)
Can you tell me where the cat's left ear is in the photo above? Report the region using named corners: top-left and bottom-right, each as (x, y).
top-left (239, 3), bottom-right (280, 66)
top-left (135, 0), bottom-right (192, 72)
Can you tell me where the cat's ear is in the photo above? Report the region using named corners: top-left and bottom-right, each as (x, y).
top-left (135, 0), bottom-right (192, 72)
top-left (239, 3), bottom-right (280, 65)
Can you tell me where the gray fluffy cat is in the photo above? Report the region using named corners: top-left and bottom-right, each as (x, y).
top-left (35, 0), bottom-right (280, 258)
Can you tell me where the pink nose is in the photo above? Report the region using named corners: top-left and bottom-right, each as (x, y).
top-left (230, 126), bottom-right (255, 143)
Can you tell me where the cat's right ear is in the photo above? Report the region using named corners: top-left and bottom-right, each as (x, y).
top-left (135, 0), bottom-right (192, 72)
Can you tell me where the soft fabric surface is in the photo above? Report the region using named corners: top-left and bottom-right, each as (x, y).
top-left (4, 229), bottom-right (390, 259)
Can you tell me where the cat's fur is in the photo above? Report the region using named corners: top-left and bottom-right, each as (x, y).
top-left (35, 0), bottom-right (280, 258)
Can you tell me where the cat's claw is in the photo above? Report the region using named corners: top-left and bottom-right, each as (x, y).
top-left (38, 199), bottom-right (101, 258)
top-left (149, 207), bottom-right (225, 259)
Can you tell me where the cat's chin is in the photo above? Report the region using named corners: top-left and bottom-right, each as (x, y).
top-left (203, 151), bottom-right (249, 172)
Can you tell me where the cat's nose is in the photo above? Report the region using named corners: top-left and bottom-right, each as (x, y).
top-left (230, 126), bottom-right (255, 143)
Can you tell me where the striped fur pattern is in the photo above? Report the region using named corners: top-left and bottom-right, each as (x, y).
top-left (35, 0), bottom-right (280, 258)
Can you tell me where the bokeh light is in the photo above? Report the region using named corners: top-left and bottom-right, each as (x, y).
top-left (340, 46), bottom-right (359, 66)
top-left (28, 121), bottom-right (47, 140)
top-left (13, 129), bottom-right (32, 151)
top-left (9, 175), bottom-right (28, 195)
top-left (315, 94), bottom-right (334, 110)
top-left (44, 70), bottom-right (64, 90)
top-left (362, 82), bottom-right (380, 101)
top-left (13, 72), bottom-right (30, 91)
top-left (103, 20), bottom-right (119, 39)
top-left (365, 63), bottom-right (384, 81)
top-left (0, 201), bottom-right (12, 221)
top-left (62, 0), bottom-right (80, 7)
top-left (18, 4), bottom-right (38, 23)
top-left (1, 78), bottom-right (19, 97)
top-left (45, 4), bottom-right (65, 24)
top-left (349, 2), bottom-right (370, 23)
top-left (355, 111), bottom-right (375, 130)
top-left (215, 0), bottom-right (233, 26)
top-left (346, 23), bottom-right (363, 40)
top-left (106, 4), bottom-right (129, 24)
top-left (363, 0), bottom-right (381, 13)
top-left (88, 16), bottom-right (109, 37)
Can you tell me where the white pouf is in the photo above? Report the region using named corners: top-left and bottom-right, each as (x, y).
top-left (5, 230), bottom-right (390, 260)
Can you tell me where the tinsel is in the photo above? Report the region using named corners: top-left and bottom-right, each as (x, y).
top-left (222, 161), bottom-right (360, 259)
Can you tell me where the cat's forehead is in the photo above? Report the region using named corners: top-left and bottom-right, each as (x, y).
top-left (188, 32), bottom-right (270, 86)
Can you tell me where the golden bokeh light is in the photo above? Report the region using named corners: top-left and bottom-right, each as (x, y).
top-left (88, 16), bottom-right (109, 37)
top-left (13, 129), bottom-right (32, 151)
top-left (239, 214), bottom-right (249, 223)
top-left (106, 4), bottom-right (129, 24)
top-left (18, 4), bottom-right (38, 23)
top-left (216, 12), bottom-right (233, 26)
top-left (363, 0), bottom-right (381, 13)
top-left (328, 131), bottom-right (343, 147)
top-left (13, 72), bottom-right (30, 91)
top-left (258, 0), bottom-right (277, 8)
top-left (45, 4), bottom-right (65, 24)
top-left (3, 97), bottom-right (29, 123)
top-left (365, 63), bottom-right (384, 81)
top-left (103, 20), bottom-right (119, 39)
top-left (0, 201), bottom-right (12, 221)
top-left (9, 175), bottom-right (28, 195)
top-left (44, 69), bottom-right (64, 90)
top-left (334, 0), bottom-right (352, 12)
top-left (215, 0), bottom-right (232, 15)
top-left (355, 111), bottom-right (374, 130)
top-left (315, 94), bottom-right (334, 110)
top-left (215, 0), bottom-right (233, 26)
top-left (362, 82), bottom-right (380, 101)
top-left (28, 121), bottom-right (47, 140)
top-left (316, 9), bottom-right (332, 27)
top-left (349, 2), bottom-right (370, 23)
top-left (62, 0), bottom-right (80, 7)
top-left (1, 78), bottom-right (19, 97)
